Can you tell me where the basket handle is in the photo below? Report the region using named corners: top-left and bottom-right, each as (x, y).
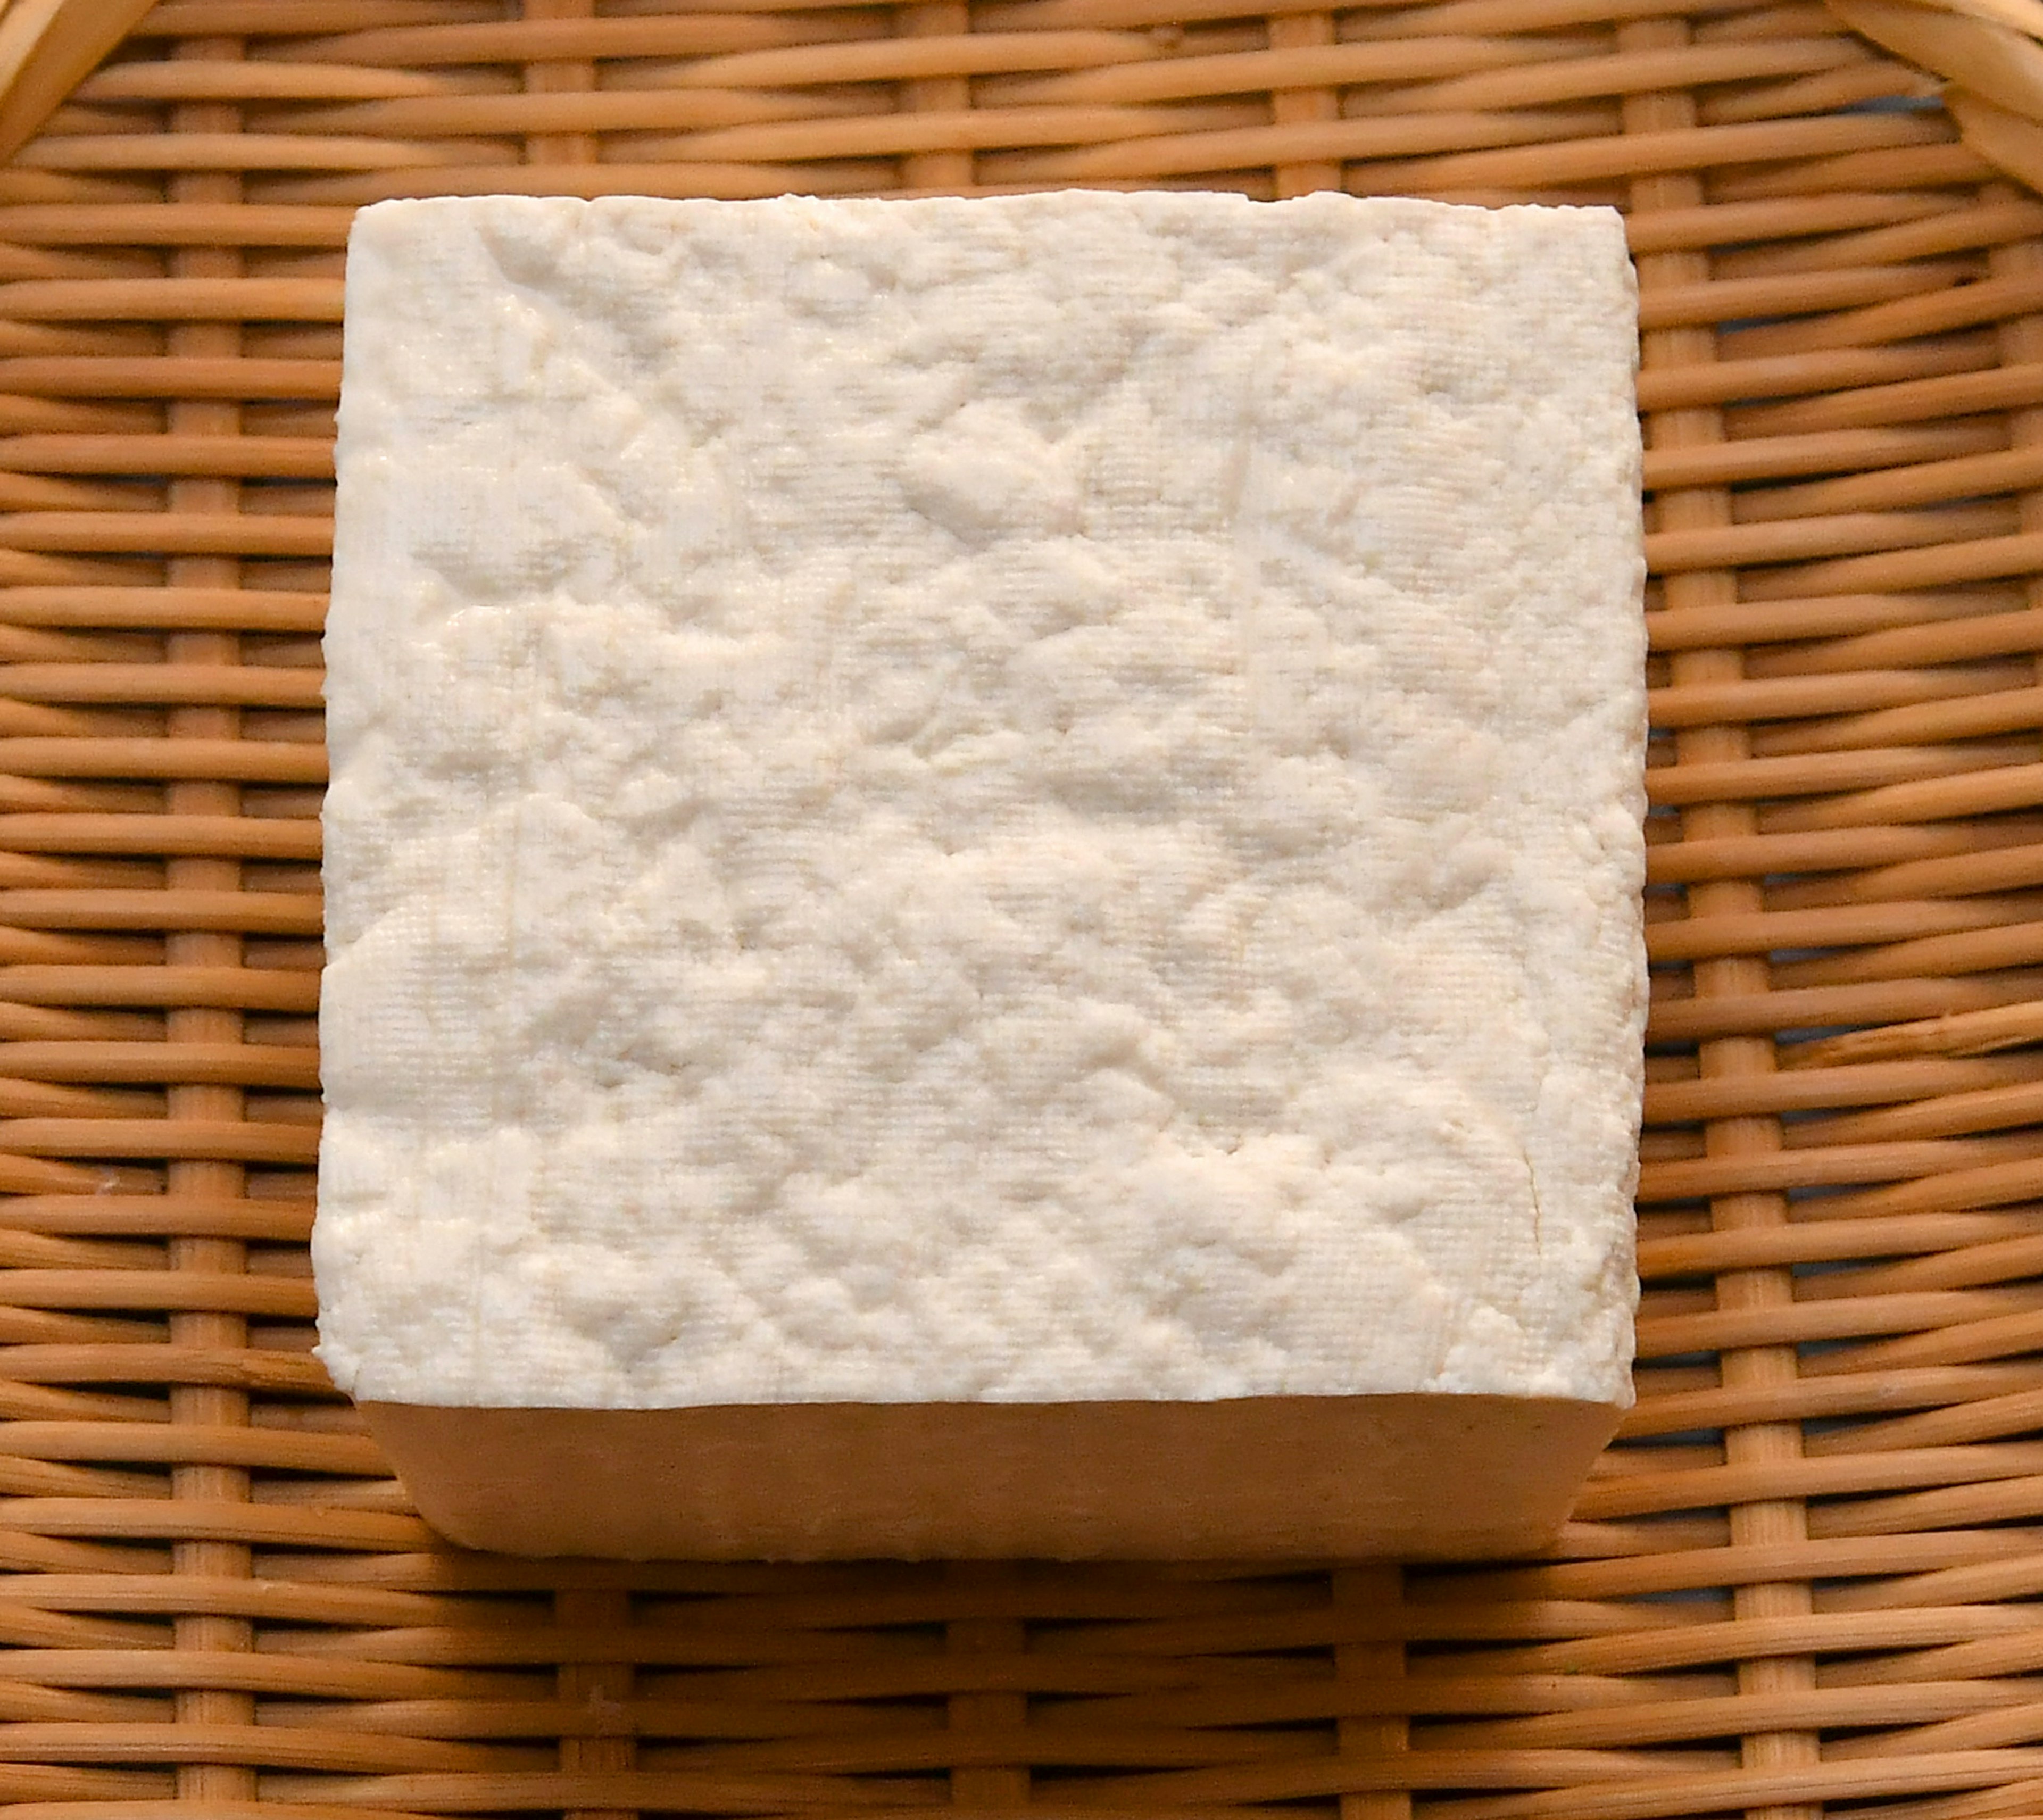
top-left (1833, 0), bottom-right (2043, 190)
top-left (0, 0), bottom-right (156, 166)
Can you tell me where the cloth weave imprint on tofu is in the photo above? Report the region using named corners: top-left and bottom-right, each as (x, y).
top-left (315, 191), bottom-right (1647, 1411)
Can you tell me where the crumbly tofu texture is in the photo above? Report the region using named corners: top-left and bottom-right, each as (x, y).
top-left (316, 191), bottom-right (1646, 1411)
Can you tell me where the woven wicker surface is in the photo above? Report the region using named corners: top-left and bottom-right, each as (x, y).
top-left (2, 2), bottom-right (2043, 1817)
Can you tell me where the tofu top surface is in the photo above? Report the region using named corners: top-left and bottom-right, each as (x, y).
top-left (315, 192), bottom-right (1646, 1410)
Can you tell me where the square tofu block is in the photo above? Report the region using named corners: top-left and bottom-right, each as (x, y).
top-left (318, 192), bottom-right (1646, 1559)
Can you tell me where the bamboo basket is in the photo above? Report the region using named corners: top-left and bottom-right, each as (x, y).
top-left (5, 1), bottom-right (2043, 1817)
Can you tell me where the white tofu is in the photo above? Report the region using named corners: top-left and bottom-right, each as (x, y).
top-left (316, 191), bottom-right (1646, 1414)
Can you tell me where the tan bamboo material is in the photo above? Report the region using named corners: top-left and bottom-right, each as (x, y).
top-left (0, 0), bottom-right (2041, 1814)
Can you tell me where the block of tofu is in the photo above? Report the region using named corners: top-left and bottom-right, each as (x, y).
top-left (318, 190), bottom-right (1647, 1559)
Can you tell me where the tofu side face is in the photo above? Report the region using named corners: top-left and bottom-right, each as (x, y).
top-left (317, 192), bottom-right (1646, 1410)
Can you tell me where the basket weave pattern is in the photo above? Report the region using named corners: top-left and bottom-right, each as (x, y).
top-left (2, 2), bottom-right (2042, 1817)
